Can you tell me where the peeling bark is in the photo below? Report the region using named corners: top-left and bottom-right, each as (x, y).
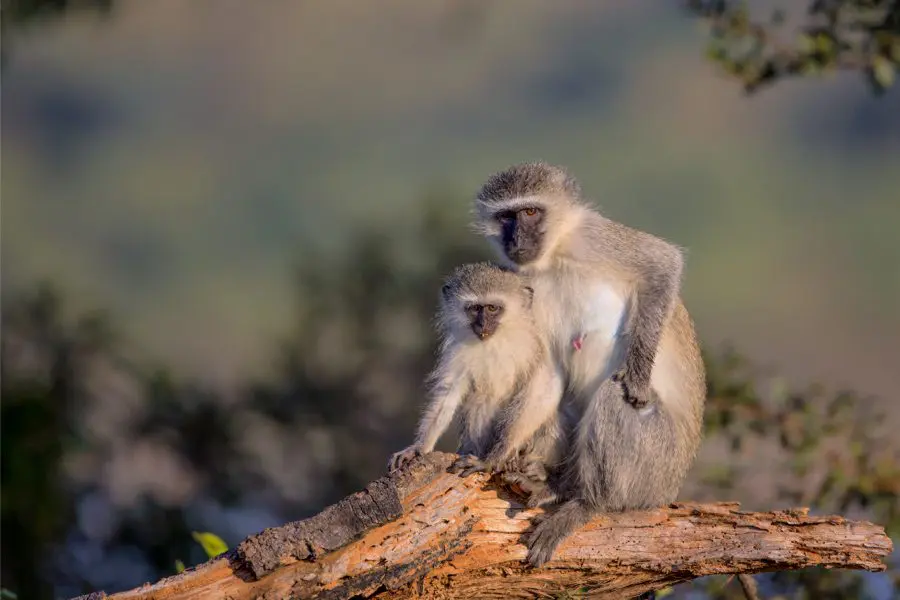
top-left (74, 452), bottom-right (893, 600)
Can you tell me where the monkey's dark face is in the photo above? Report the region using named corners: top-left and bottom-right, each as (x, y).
top-left (465, 302), bottom-right (504, 340)
top-left (495, 206), bottom-right (546, 265)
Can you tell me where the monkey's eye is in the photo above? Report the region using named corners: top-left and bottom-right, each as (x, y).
top-left (523, 208), bottom-right (537, 216)
top-left (485, 304), bottom-right (499, 313)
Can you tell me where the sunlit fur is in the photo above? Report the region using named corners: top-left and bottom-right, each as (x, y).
top-left (388, 262), bottom-right (566, 483)
top-left (472, 162), bottom-right (706, 567)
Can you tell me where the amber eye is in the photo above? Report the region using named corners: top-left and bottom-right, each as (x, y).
top-left (485, 304), bottom-right (498, 313)
top-left (524, 208), bottom-right (537, 216)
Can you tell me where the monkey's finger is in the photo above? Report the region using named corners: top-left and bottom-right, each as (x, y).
top-left (460, 465), bottom-right (487, 477)
top-left (528, 512), bottom-right (548, 526)
top-left (447, 460), bottom-right (466, 474)
top-left (527, 490), bottom-right (558, 509)
top-left (500, 472), bottom-right (524, 486)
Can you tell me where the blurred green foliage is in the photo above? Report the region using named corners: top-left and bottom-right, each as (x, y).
top-left (687, 0), bottom-right (900, 94)
top-left (685, 347), bottom-right (900, 599)
top-left (1, 191), bottom-right (897, 599)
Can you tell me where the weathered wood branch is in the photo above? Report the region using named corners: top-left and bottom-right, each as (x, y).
top-left (76, 452), bottom-right (893, 600)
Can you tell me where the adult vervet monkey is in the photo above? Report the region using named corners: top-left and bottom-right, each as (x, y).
top-left (389, 262), bottom-right (565, 500)
top-left (472, 162), bottom-right (706, 567)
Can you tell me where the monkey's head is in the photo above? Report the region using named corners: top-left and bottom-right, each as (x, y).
top-left (438, 262), bottom-right (534, 342)
top-left (473, 162), bottom-right (585, 268)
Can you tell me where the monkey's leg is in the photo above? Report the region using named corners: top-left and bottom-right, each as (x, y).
top-left (502, 422), bottom-right (567, 508)
top-left (526, 381), bottom-right (682, 567)
top-left (577, 379), bottom-right (681, 511)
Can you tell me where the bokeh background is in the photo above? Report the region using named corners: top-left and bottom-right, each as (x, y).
top-left (2, 1), bottom-right (898, 599)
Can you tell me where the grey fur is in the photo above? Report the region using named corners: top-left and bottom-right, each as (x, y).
top-left (388, 262), bottom-right (566, 503)
top-left (476, 162), bottom-right (582, 205)
top-left (472, 162), bottom-right (706, 567)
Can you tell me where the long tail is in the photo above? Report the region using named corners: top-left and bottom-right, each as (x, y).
top-left (526, 498), bottom-right (592, 567)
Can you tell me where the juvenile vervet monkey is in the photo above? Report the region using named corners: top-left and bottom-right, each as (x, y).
top-left (388, 262), bottom-right (565, 496)
top-left (472, 162), bottom-right (706, 567)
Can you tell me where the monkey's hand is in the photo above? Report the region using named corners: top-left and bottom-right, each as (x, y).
top-left (612, 370), bottom-right (654, 410)
top-left (449, 454), bottom-right (493, 478)
top-left (388, 445), bottom-right (422, 472)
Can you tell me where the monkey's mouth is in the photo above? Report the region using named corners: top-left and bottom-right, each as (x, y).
top-left (471, 326), bottom-right (495, 340)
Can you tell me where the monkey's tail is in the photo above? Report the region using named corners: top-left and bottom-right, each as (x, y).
top-left (525, 498), bottom-right (592, 567)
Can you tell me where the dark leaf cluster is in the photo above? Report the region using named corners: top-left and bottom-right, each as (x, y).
top-left (686, 0), bottom-right (900, 94)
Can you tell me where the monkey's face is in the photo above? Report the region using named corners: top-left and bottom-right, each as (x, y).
top-left (464, 302), bottom-right (504, 340)
top-left (494, 206), bottom-right (546, 266)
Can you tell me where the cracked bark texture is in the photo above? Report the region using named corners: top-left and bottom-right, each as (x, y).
top-left (73, 452), bottom-right (893, 600)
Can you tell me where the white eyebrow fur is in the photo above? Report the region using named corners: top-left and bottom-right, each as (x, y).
top-left (488, 195), bottom-right (546, 213)
top-left (457, 294), bottom-right (512, 306)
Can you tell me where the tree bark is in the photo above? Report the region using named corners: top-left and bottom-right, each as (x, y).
top-left (75, 452), bottom-right (893, 600)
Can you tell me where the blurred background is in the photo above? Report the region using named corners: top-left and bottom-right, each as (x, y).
top-left (1, 1), bottom-right (898, 598)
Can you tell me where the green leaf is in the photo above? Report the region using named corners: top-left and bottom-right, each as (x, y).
top-left (1, 589), bottom-right (18, 599)
top-left (814, 34), bottom-right (834, 55)
top-left (872, 55), bottom-right (895, 90)
top-left (191, 531), bottom-right (229, 559)
top-left (175, 559), bottom-right (186, 574)
top-left (657, 586), bottom-right (675, 597)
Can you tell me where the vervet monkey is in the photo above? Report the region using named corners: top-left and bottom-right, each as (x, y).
top-left (472, 162), bottom-right (706, 567)
top-left (388, 262), bottom-right (566, 497)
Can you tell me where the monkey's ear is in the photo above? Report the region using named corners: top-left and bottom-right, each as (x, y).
top-left (441, 283), bottom-right (452, 298)
top-left (523, 286), bottom-right (535, 308)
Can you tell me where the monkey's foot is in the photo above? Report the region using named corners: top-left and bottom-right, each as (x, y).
top-left (526, 515), bottom-right (565, 568)
top-left (500, 464), bottom-right (558, 507)
top-left (449, 454), bottom-right (491, 478)
top-left (526, 500), bottom-right (591, 568)
top-left (500, 471), bottom-right (557, 508)
top-left (388, 445), bottom-right (422, 472)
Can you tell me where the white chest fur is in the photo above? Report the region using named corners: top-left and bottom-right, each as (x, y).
top-left (450, 328), bottom-right (535, 400)
top-left (529, 268), bottom-right (628, 394)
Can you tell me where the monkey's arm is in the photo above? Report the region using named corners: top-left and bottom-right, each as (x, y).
top-left (389, 374), bottom-right (469, 472)
top-left (612, 230), bottom-right (684, 407)
top-left (416, 375), bottom-right (469, 452)
top-left (485, 366), bottom-right (564, 467)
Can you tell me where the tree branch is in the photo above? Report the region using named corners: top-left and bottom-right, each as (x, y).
top-left (74, 452), bottom-right (893, 600)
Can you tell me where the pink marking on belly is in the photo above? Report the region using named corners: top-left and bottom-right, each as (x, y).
top-left (572, 335), bottom-right (584, 351)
